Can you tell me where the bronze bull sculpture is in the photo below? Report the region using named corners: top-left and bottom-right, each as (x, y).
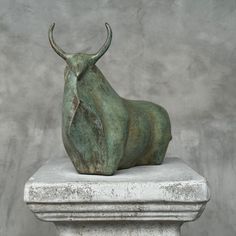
top-left (48, 23), bottom-right (172, 175)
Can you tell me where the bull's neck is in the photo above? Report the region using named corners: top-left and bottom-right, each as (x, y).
top-left (77, 65), bottom-right (119, 100)
top-left (64, 65), bottom-right (119, 108)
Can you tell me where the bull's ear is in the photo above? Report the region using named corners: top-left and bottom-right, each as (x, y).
top-left (48, 23), bottom-right (69, 61)
top-left (90, 23), bottom-right (112, 64)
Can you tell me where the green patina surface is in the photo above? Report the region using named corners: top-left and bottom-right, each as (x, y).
top-left (49, 23), bottom-right (172, 175)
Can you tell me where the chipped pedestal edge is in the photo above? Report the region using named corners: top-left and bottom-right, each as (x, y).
top-left (24, 158), bottom-right (210, 236)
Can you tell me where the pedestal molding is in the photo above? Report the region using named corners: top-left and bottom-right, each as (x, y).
top-left (26, 201), bottom-right (206, 222)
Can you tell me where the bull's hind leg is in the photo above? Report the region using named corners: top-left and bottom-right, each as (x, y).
top-left (152, 135), bottom-right (171, 164)
top-left (150, 106), bottom-right (172, 165)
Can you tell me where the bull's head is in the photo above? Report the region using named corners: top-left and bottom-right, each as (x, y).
top-left (48, 22), bottom-right (112, 79)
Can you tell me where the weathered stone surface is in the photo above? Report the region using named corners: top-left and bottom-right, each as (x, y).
top-left (24, 157), bottom-right (210, 235)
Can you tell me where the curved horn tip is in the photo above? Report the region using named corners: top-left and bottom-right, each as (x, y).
top-left (49, 22), bottom-right (56, 31)
top-left (105, 22), bottom-right (111, 30)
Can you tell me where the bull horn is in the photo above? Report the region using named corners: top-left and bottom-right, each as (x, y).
top-left (48, 23), bottom-right (69, 60)
top-left (90, 23), bottom-right (112, 64)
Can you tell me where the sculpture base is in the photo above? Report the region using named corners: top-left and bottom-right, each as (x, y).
top-left (24, 157), bottom-right (210, 236)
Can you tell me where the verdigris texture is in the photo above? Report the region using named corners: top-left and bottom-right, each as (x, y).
top-left (49, 23), bottom-right (172, 175)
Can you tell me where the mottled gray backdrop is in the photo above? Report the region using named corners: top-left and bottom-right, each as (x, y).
top-left (0, 0), bottom-right (236, 235)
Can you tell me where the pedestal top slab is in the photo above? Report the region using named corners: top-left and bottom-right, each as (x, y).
top-left (24, 158), bottom-right (210, 222)
top-left (24, 157), bottom-right (209, 203)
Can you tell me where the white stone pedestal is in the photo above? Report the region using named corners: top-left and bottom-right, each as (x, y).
top-left (24, 158), bottom-right (210, 236)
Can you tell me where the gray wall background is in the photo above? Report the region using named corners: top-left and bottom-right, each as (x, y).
top-left (0, 0), bottom-right (236, 235)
